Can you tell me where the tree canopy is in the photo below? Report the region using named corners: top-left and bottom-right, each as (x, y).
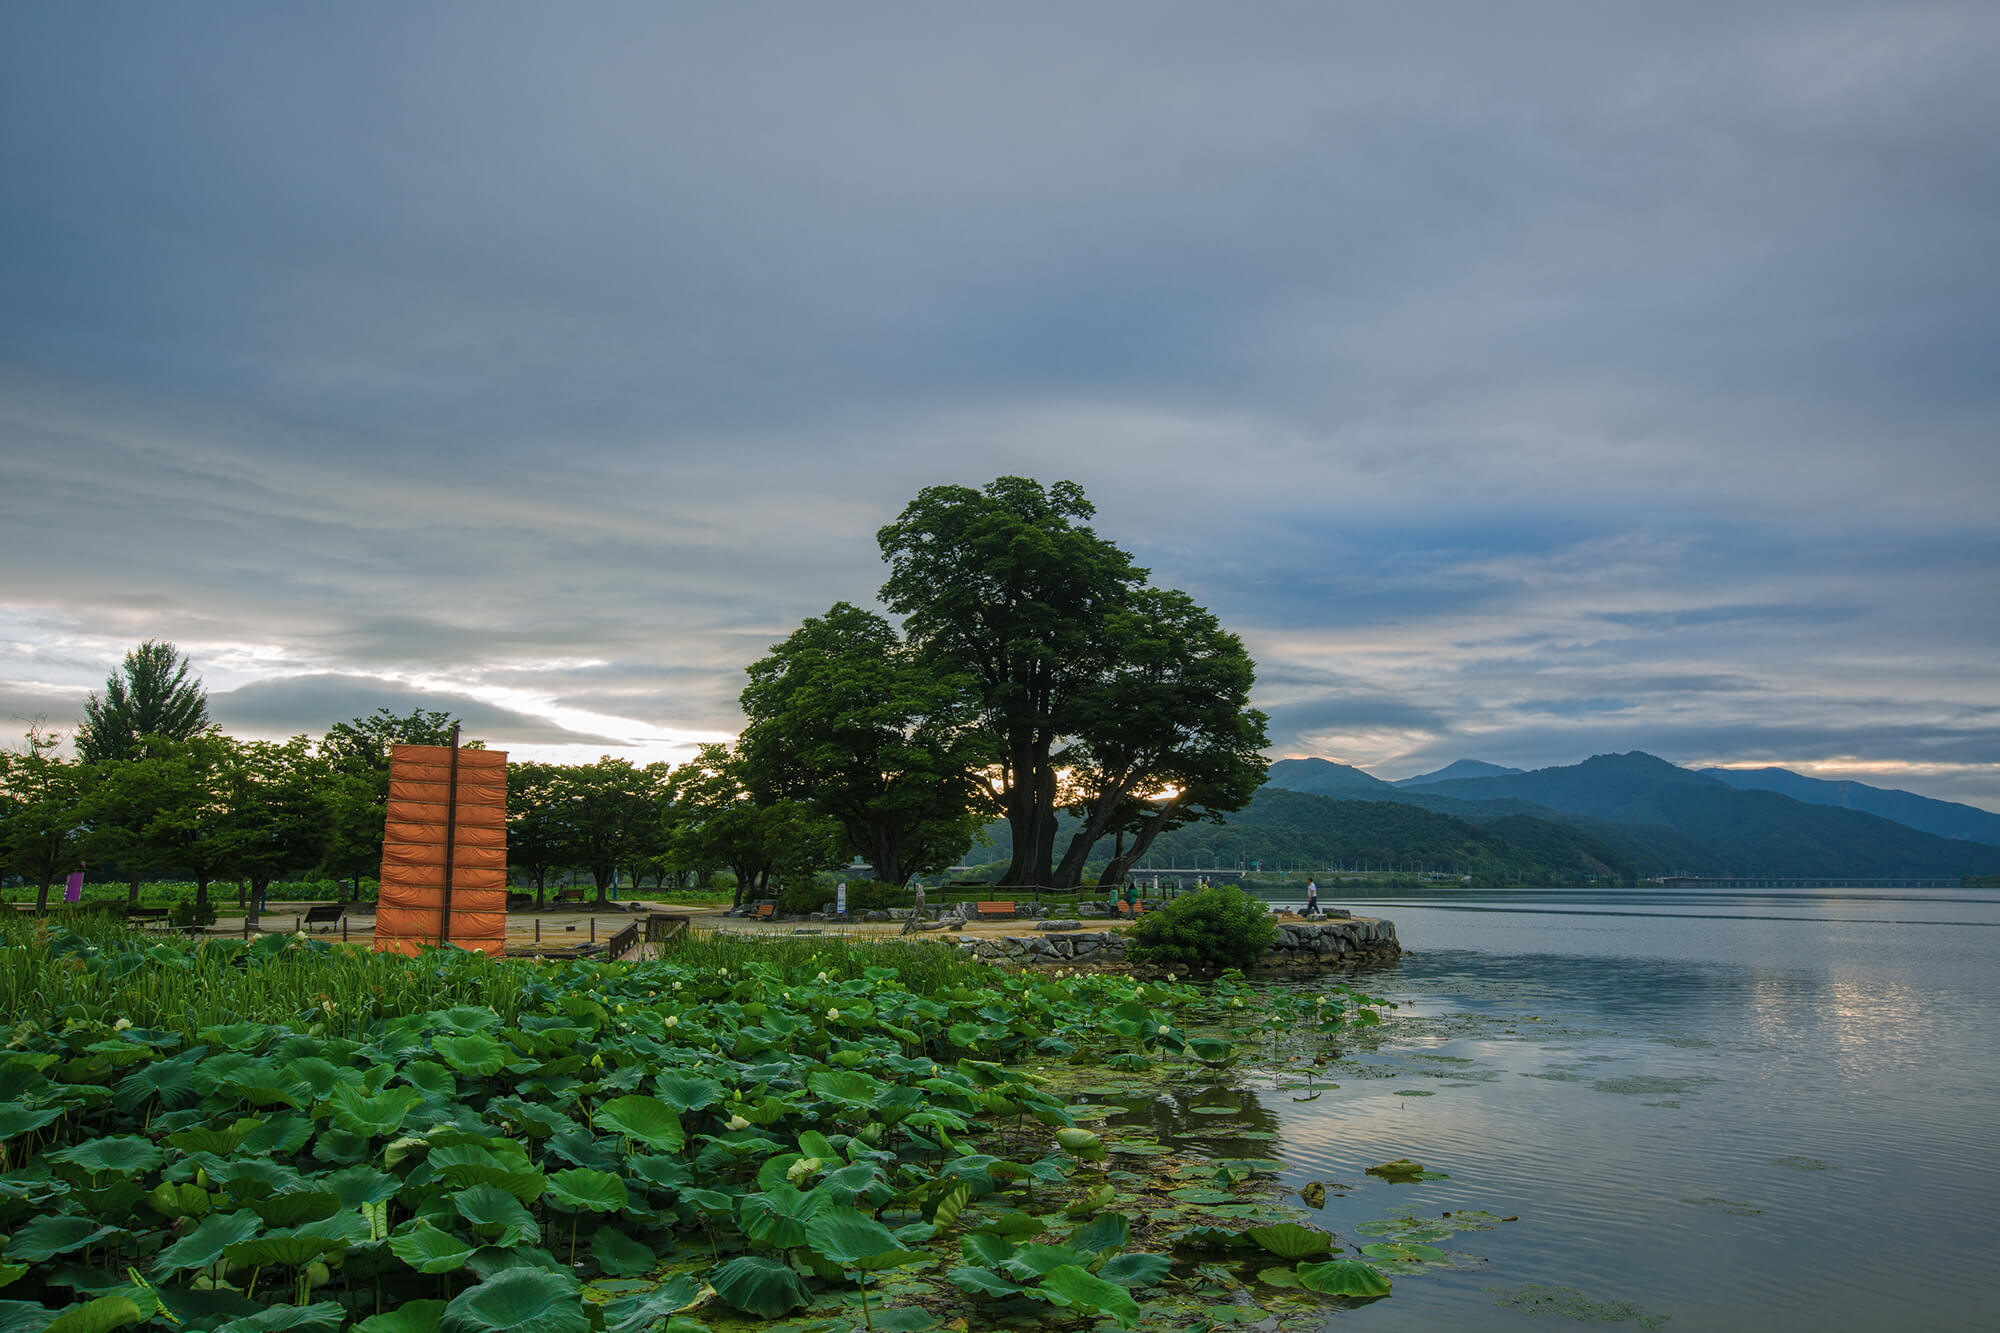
top-left (75, 640), bottom-right (212, 763)
top-left (877, 476), bottom-right (1267, 887)
top-left (739, 602), bottom-right (992, 885)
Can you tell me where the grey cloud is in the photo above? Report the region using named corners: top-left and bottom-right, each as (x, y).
top-left (209, 675), bottom-right (625, 749)
top-left (1, 5), bottom-right (1995, 807)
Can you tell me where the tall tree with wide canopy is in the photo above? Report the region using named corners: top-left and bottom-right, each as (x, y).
top-left (541, 756), bottom-right (671, 908)
top-left (739, 602), bottom-right (992, 885)
top-left (1057, 589), bottom-right (1271, 887)
top-left (75, 641), bottom-right (212, 763)
top-left (878, 478), bottom-right (1148, 887)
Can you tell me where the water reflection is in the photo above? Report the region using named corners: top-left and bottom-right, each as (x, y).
top-left (1211, 889), bottom-right (2000, 1332)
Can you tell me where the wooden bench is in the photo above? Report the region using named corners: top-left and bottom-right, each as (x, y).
top-left (751, 903), bottom-right (775, 920)
top-left (123, 906), bottom-right (171, 926)
top-left (302, 902), bottom-right (347, 931)
top-left (554, 887), bottom-right (588, 906)
top-left (974, 901), bottom-right (1017, 918)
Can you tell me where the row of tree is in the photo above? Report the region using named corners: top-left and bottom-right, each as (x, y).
top-left (0, 707), bottom-right (862, 918)
top-left (6, 476), bottom-right (1275, 906)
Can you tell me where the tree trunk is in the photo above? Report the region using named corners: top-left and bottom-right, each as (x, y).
top-left (1097, 796), bottom-right (1186, 887)
top-left (33, 872), bottom-right (52, 916)
top-left (127, 874), bottom-right (142, 910)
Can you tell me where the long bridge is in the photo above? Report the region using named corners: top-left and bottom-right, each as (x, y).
top-left (1650, 876), bottom-right (1962, 889)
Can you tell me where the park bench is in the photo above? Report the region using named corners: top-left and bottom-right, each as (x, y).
top-left (553, 887), bottom-right (588, 906)
top-left (506, 892), bottom-right (534, 911)
top-left (751, 903), bottom-right (776, 920)
top-left (302, 903), bottom-right (347, 931)
top-left (974, 901), bottom-right (1017, 918)
top-left (122, 906), bottom-right (171, 926)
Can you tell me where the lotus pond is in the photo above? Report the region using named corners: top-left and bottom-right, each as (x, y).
top-left (0, 920), bottom-right (1441, 1333)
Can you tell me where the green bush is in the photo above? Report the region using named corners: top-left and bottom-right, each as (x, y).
top-left (167, 898), bottom-right (217, 930)
top-left (774, 878), bottom-right (910, 915)
top-left (1125, 884), bottom-right (1277, 972)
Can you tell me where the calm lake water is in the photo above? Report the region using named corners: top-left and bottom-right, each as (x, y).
top-left (1176, 887), bottom-right (2000, 1331)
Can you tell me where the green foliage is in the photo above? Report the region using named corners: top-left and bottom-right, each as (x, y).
top-left (1126, 884), bottom-right (1277, 971)
top-left (739, 602), bottom-right (993, 885)
top-left (76, 640), bottom-right (213, 764)
top-left (878, 477), bottom-right (1266, 889)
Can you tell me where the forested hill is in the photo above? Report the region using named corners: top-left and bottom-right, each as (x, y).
top-left (1140, 789), bottom-right (1638, 884)
top-left (1400, 752), bottom-right (2000, 877)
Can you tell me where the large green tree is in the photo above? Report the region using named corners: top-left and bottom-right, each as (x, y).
top-left (878, 478), bottom-right (1148, 886)
top-left (539, 757), bottom-right (672, 908)
top-left (76, 641), bottom-right (213, 763)
top-left (878, 477), bottom-right (1266, 888)
top-left (739, 602), bottom-right (992, 885)
top-left (1055, 588), bottom-right (1269, 887)
top-left (670, 744), bottom-right (842, 906)
top-left (0, 725), bottom-right (93, 914)
top-left (228, 737), bottom-right (332, 928)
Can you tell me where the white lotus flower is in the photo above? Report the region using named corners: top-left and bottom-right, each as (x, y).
top-left (664, 1015), bottom-right (679, 1028)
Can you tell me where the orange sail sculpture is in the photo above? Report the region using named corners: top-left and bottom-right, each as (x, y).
top-left (373, 742), bottom-right (509, 955)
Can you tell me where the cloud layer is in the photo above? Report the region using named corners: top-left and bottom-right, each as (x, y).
top-left (3, 5), bottom-right (1996, 805)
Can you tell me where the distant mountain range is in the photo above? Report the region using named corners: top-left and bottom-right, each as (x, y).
top-left (1392, 759), bottom-right (1524, 786)
top-left (1262, 752), bottom-right (2000, 879)
top-left (1700, 766), bottom-right (2000, 845)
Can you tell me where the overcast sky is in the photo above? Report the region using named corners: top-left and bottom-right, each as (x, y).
top-left (4, 4), bottom-right (1997, 809)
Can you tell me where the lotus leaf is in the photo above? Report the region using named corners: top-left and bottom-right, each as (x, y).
top-left (432, 1006), bottom-right (501, 1036)
top-left (806, 1070), bottom-right (882, 1107)
top-left (1068, 1212), bottom-right (1130, 1254)
top-left (0, 1106), bottom-right (63, 1140)
top-left (41, 1134), bottom-right (160, 1178)
top-left (223, 1232), bottom-right (341, 1268)
top-left (401, 1062), bottom-right (458, 1100)
top-left (432, 1034), bottom-right (508, 1076)
top-left (650, 1074), bottom-right (722, 1112)
top-left (708, 1255), bottom-right (812, 1318)
top-left (389, 1223), bottom-right (478, 1275)
top-left (165, 1118), bottom-right (261, 1155)
top-left (151, 1208), bottom-right (261, 1273)
top-left (319, 1166), bottom-right (400, 1208)
top-left (593, 1096), bottom-right (685, 1151)
top-left (545, 1168), bottom-right (628, 1213)
top-left (926, 1183), bottom-right (970, 1230)
top-left (329, 1084), bottom-right (424, 1139)
top-left (1099, 1252), bottom-right (1172, 1287)
top-left (240, 1114), bottom-right (315, 1156)
top-left (1000, 1244), bottom-right (1095, 1281)
top-left (818, 1161), bottom-right (890, 1207)
top-left (947, 1266), bottom-right (1023, 1297)
top-left (1244, 1222), bottom-right (1335, 1259)
top-left (795, 1129), bottom-right (838, 1161)
top-left (803, 1208), bottom-right (926, 1271)
top-left (588, 1227), bottom-right (654, 1277)
top-left (248, 1189), bottom-right (341, 1228)
top-left (1034, 1265), bottom-right (1143, 1328)
top-left (738, 1185), bottom-right (828, 1249)
top-left (355, 1298), bottom-right (447, 1333)
top-left (40, 1295), bottom-right (143, 1333)
top-left (456, 1184), bottom-right (540, 1246)
top-left (442, 1268), bottom-right (588, 1333)
top-left (1296, 1259), bottom-right (1393, 1297)
top-left (599, 1277), bottom-right (699, 1333)
top-left (5, 1217), bottom-right (120, 1264)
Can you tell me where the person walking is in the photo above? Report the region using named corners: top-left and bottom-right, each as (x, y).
top-left (1124, 882), bottom-right (1140, 918)
top-left (1305, 879), bottom-right (1319, 916)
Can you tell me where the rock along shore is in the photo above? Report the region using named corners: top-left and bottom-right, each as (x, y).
top-left (952, 915), bottom-right (1401, 971)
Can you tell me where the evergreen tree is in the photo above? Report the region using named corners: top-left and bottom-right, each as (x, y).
top-left (76, 640), bottom-right (212, 763)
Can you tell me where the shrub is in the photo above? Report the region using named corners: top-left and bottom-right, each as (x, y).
top-left (1125, 884), bottom-right (1277, 972)
top-left (167, 898), bottom-right (218, 930)
top-left (775, 879), bottom-right (910, 915)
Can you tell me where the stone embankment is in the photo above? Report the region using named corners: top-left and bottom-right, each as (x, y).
top-left (953, 915), bottom-right (1400, 971)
